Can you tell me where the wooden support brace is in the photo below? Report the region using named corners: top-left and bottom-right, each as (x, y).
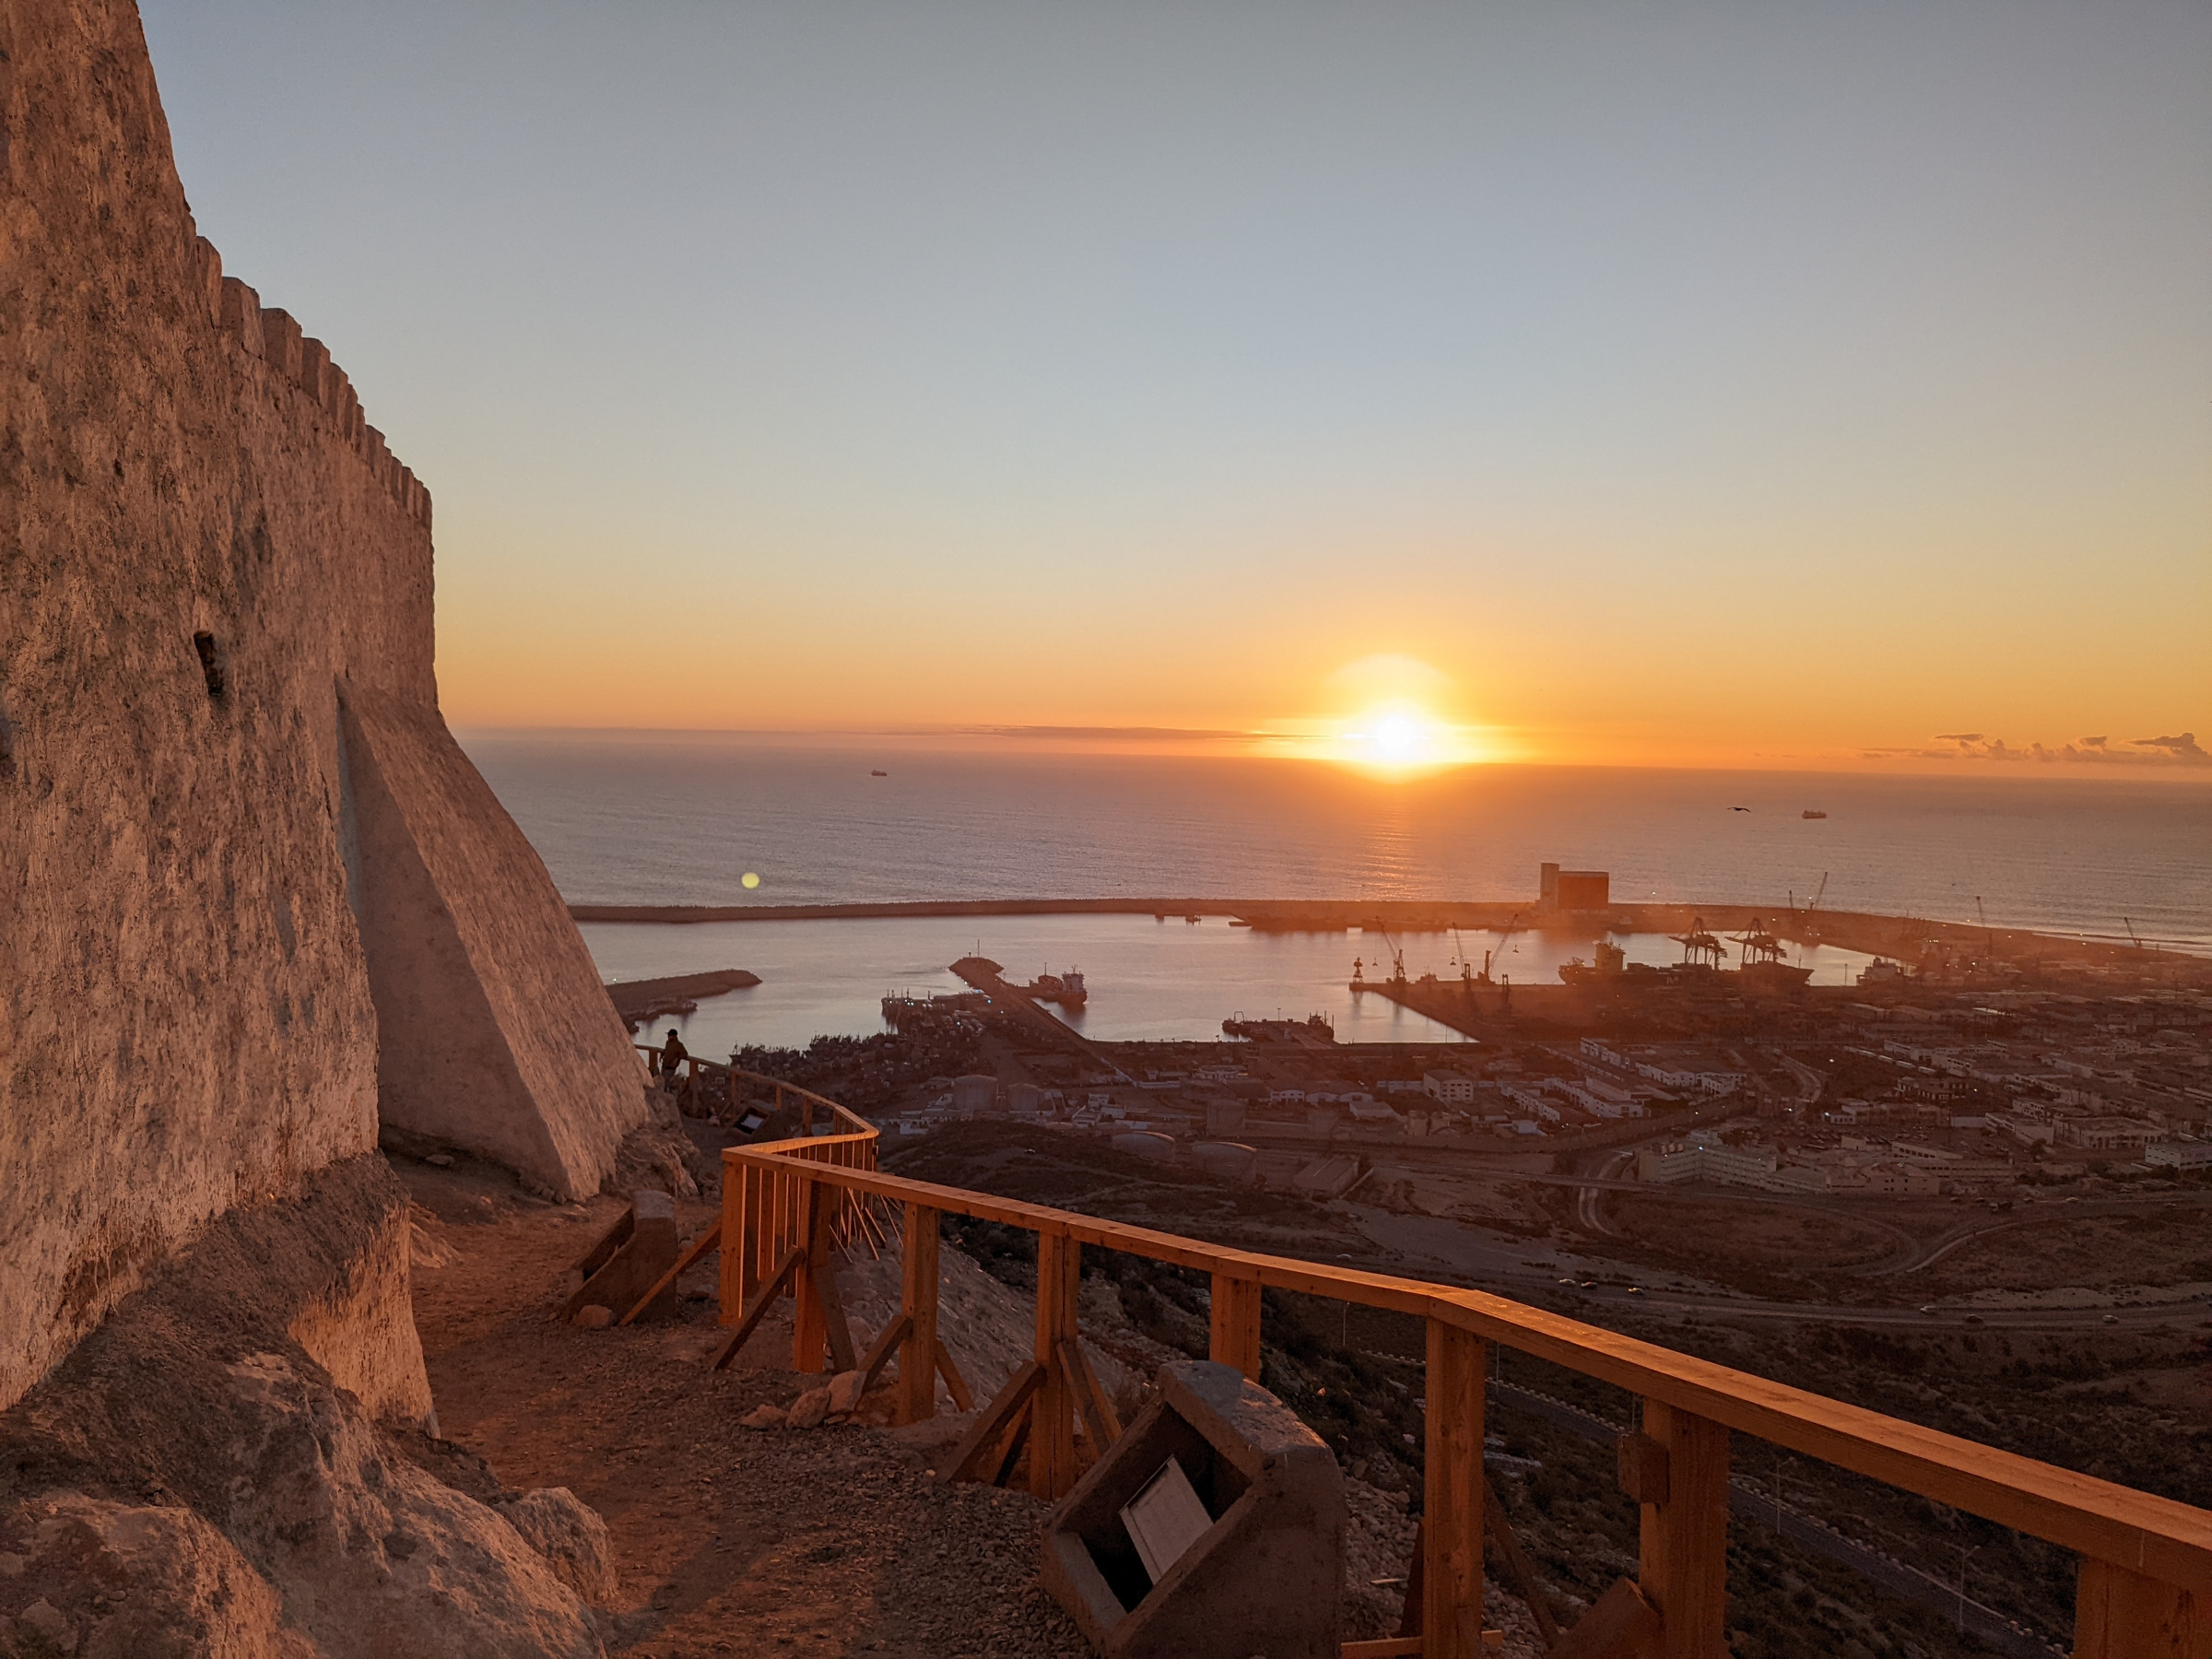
top-left (1209, 1272), bottom-right (1263, 1381)
top-left (793, 1178), bottom-right (859, 1372)
top-left (2073, 1557), bottom-right (2208, 1659)
top-left (1425, 1320), bottom-right (1487, 1659)
top-left (900, 1203), bottom-right (940, 1425)
top-left (1057, 1338), bottom-right (1122, 1452)
top-left (710, 1244), bottom-right (805, 1371)
top-left (944, 1359), bottom-right (1046, 1484)
top-left (618, 1220), bottom-right (722, 1326)
top-left (987, 1398), bottom-right (1036, 1488)
top-left (1547, 1577), bottom-right (1662, 1659)
top-left (1344, 1639), bottom-right (1500, 1657)
top-left (1636, 1400), bottom-right (1728, 1659)
top-left (935, 1336), bottom-right (976, 1413)
top-left (572, 1207), bottom-right (634, 1279)
top-left (857, 1313), bottom-right (912, 1394)
top-left (1484, 1474), bottom-right (1561, 1649)
top-left (1031, 1230), bottom-right (1082, 1500)
top-left (1617, 1431), bottom-right (1671, 1506)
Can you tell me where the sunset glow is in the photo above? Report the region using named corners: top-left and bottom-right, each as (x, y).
top-left (144, 3), bottom-right (2209, 774)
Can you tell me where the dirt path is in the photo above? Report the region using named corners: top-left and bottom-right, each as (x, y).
top-left (406, 1160), bottom-right (1090, 1658)
top-left (403, 1156), bottom-right (1542, 1658)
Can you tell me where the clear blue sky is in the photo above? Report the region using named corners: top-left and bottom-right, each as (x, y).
top-left (142, 1), bottom-right (2211, 766)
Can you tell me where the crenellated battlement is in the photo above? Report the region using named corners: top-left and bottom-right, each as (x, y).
top-left (193, 236), bottom-right (432, 531)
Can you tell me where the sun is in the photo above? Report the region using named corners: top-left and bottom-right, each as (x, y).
top-left (1341, 701), bottom-right (1454, 771)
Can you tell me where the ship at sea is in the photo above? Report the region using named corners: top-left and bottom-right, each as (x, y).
top-left (1802, 808), bottom-right (1827, 819)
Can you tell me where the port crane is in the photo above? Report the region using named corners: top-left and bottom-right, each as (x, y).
top-left (1476, 911), bottom-right (1525, 982)
top-left (1671, 916), bottom-right (1727, 970)
top-left (1452, 929), bottom-right (1476, 992)
top-left (1376, 927), bottom-right (1408, 986)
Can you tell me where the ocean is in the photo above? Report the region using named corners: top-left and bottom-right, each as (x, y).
top-left (461, 734), bottom-right (2211, 1051)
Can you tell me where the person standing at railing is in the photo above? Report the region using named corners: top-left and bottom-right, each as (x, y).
top-left (658, 1028), bottom-right (688, 1099)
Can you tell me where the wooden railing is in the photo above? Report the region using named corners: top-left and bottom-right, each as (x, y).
top-left (699, 1078), bottom-right (2208, 1659)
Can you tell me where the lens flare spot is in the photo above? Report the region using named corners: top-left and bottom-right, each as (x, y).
top-left (741, 871), bottom-right (761, 889)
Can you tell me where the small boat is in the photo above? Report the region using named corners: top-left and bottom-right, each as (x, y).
top-left (1802, 809), bottom-right (1826, 818)
top-left (871, 770), bottom-right (888, 777)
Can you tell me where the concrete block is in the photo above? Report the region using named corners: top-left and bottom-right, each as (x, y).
top-left (1041, 1361), bottom-right (1345, 1659)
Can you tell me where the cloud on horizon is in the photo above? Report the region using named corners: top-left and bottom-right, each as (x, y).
top-left (1868, 729), bottom-right (2210, 767)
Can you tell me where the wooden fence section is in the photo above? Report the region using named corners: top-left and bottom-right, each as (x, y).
top-left (709, 1123), bottom-right (2212, 1659)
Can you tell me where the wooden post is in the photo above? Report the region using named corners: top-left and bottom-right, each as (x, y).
top-left (2073, 1557), bottom-right (2205, 1657)
top-left (719, 1157), bottom-right (747, 1324)
top-left (1637, 1399), bottom-right (1729, 1659)
top-left (900, 1203), bottom-right (941, 1425)
top-left (1423, 1319), bottom-right (1485, 1659)
top-left (792, 1178), bottom-right (830, 1372)
top-left (1030, 1228), bottom-right (1081, 1500)
top-left (1208, 1273), bottom-right (1262, 1381)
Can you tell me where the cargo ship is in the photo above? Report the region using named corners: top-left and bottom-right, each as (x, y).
top-left (1023, 967), bottom-right (1088, 1007)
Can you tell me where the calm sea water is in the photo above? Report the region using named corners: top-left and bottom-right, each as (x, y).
top-left (462, 735), bottom-right (2211, 1048)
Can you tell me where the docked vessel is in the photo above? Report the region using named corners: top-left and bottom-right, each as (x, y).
top-left (1731, 920), bottom-right (1814, 992)
top-left (1023, 967), bottom-right (1088, 1007)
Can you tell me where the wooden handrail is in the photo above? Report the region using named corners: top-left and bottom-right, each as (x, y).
top-left (719, 1143), bottom-right (2212, 1610)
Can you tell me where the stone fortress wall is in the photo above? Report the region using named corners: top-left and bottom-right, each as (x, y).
top-left (0, 0), bottom-right (649, 1416)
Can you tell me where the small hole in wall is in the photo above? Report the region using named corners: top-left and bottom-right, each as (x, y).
top-left (194, 632), bottom-right (226, 699)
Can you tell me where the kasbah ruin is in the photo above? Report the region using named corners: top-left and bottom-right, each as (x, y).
top-left (3, 4), bottom-right (2211, 1658)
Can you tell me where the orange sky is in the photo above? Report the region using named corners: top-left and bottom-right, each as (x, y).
top-left (150, 3), bottom-right (2211, 772)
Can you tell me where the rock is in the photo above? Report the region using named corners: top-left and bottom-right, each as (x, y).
top-left (572, 1305), bottom-right (615, 1330)
top-left (425, 1153), bottom-right (455, 1168)
top-left (740, 1405), bottom-right (787, 1430)
top-left (787, 1386), bottom-right (834, 1430)
top-left (18, 1597), bottom-right (76, 1653)
top-left (826, 1370), bottom-right (867, 1418)
top-left (0, 1495), bottom-right (312, 1659)
top-left (500, 1488), bottom-right (618, 1606)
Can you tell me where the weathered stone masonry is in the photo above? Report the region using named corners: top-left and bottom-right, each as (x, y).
top-left (0, 0), bottom-right (648, 1416)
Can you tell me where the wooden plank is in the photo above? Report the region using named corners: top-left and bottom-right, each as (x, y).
top-left (1058, 1337), bottom-right (1123, 1451)
top-left (1483, 1476), bottom-right (1560, 1648)
top-left (718, 1161), bottom-right (752, 1323)
top-left (1638, 1400), bottom-right (1728, 1659)
top-left (789, 1175), bottom-right (858, 1374)
top-left (1030, 1230), bottom-right (1082, 1500)
top-left (1424, 1320), bottom-right (1485, 1659)
top-left (1342, 1641), bottom-right (1426, 1658)
top-left (1547, 1577), bottom-right (1660, 1659)
top-left (988, 1397), bottom-right (1036, 1488)
top-left (572, 1206), bottom-right (633, 1279)
top-left (1209, 1272), bottom-right (1263, 1382)
top-left (1394, 1518), bottom-right (1425, 1640)
top-left (721, 1145), bottom-right (2212, 1594)
top-left (944, 1359), bottom-right (1046, 1483)
top-left (900, 1204), bottom-right (941, 1425)
top-left (857, 1312), bottom-right (912, 1394)
top-left (2073, 1557), bottom-right (2208, 1658)
top-left (618, 1219), bottom-right (721, 1326)
top-left (709, 1244), bottom-right (804, 1371)
top-left (935, 1335), bottom-right (976, 1414)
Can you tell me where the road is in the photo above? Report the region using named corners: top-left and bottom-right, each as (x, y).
top-left (1347, 1206), bottom-right (2212, 1335)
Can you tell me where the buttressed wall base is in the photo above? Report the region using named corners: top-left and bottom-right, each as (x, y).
top-left (0, 0), bottom-right (648, 1413)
